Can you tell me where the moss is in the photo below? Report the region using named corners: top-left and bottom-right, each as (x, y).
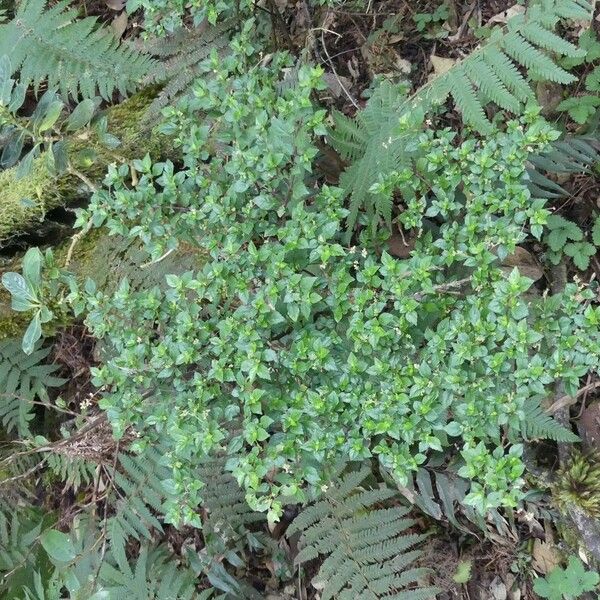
top-left (0, 228), bottom-right (204, 340)
top-left (553, 450), bottom-right (600, 518)
top-left (0, 87), bottom-right (169, 244)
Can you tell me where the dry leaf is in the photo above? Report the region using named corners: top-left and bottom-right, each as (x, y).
top-left (532, 539), bottom-right (561, 574)
top-left (105, 0), bottom-right (125, 10)
top-left (501, 246), bottom-right (543, 281)
top-left (537, 81), bottom-right (563, 114)
top-left (394, 56), bottom-right (411, 74)
top-left (487, 4), bottom-right (525, 25)
top-left (489, 577), bottom-right (507, 600)
top-left (388, 232), bottom-right (416, 258)
top-left (111, 11), bottom-right (128, 39)
top-left (430, 55), bottom-right (457, 78)
top-left (322, 72), bottom-right (353, 99)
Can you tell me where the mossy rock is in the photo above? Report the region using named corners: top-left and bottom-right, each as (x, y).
top-left (0, 229), bottom-right (205, 340)
top-left (0, 87), bottom-right (169, 244)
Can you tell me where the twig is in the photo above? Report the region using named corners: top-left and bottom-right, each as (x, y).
top-left (92, 439), bottom-right (120, 588)
top-left (64, 221), bottom-right (92, 267)
top-left (546, 381), bottom-right (600, 415)
top-left (69, 166), bottom-right (98, 194)
top-left (550, 260), bottom-right (571, 463)
top-left (140, 247), bottom-right (174, 269)
top-left (412, 277), bottom-right (471, 301)
top-left (319, 27), bottom-right (359, 109)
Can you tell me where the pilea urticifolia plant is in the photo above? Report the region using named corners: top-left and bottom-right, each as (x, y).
top-left (2, 0), bottom-right (600, 597)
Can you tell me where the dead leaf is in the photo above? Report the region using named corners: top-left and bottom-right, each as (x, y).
top-left (394, 56), bottom-right (411, 74)
top-left (322, 73), bottom-right (353, 99)
top-left (111, 11), bottom-right (128, 39)
top-left (501, 246), bottom-right (543, 281)
top-left (537, 81), bottom-right (563, 115)
top-left (388, 231), bottom-right (416, 258)
top-left (487, 4), bottom-right (525, 25)
top-left (489, 577), bottom-right (507, 600)
top-left (532, 539), bottom-right (561, 574)
top-left (430, 55), bottom-right (457, 78)
top-left (105, 0), bottom-right (125, 10)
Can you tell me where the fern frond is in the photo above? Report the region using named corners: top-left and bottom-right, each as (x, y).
top-left (106, 446), bottom-right (172, 562)
top-left (446, 68), bottom-right (491, 133)
top-left (520, 21), bottom-right (584, 57)
top-left (480, 46), bottom-right (534, 102)
top-left (197, 455), bottom-right (263, 540)
top-left (502, 32), bottom-right (575, 84)
top-left (0, 0), bottom-right (154, 99)
top-left (0, 339), bottom-right (65, 436)
top-left (143, 22), bottom-right (232, 117)
top-left (521, 398), bottom-right (580, 442)
top-left (100, 545), bottom-right (199, 600)
top-left (289, 465), bottom-right (437, 600)
top-left (527, 136), bottom-right (600, 198)
top-left (331, 0), bottom-right (592, 234)
top-left (463, 56), bottom-right (520, 113)
top-left (45, 452), bottom-right (97, 493)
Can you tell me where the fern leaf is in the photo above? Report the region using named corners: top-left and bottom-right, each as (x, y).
top-left (481, 47), bottom-right (533, 102)
top-left (143, 21), bottom-right (231, 117)
top-left (521, 398), bottom-right (580, 442)
top-left (0, 0), bottom-right (154, 99)
top-left (0, 339), bottom-right (65, 436)
top-left (521, 21), bottom-right (584, 57)
top-left (290, 465), bottom-right (437, 600)
top-left (464, 56), bottom-right (521, 113)
top-left (502, 32), bottom-right (576, 84)
top-left (447, 68), bottom-right (492, 133)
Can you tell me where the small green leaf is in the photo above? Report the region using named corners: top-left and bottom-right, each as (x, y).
top-left (22, 312), bottom-right (42, 355)
top-left (52, 140), bottom-right (69, 173)
top-left (22, 247), bottom-right (42, 289)
top-left (557, 96), bottom-right (600, 124)
top-left (15, 145), bottom-right (39, 179)
top-left (0, 55), bottom-right (12, 84)
top-left (66, 98), bottom-right (97, 131)
top-left (38, 100), bottom-right (64, 133)
top-left (2, 271), bottom-right (36, 302)
top-left (40, 529), bottom-right (76, 563)
top-left (1, 133), bottom-right (24, 168)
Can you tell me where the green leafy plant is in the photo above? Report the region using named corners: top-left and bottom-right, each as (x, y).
top-left (0, 55), bottom-right (103, 178)
top-left (533, 556), bottom-right (599, 600)
top-left (544, 214), bottom-right (599, 270)
top-left (413, 3), bottom-right (450, 38)
top-left (64, 91), bottom-right (600, 527)
top-left (143, 20), bottom-right (232, 118)
top-left (1, 248), bottom-right (70, 353)
top-left (557, 95), bottom-right (600, 124)
top-left (331, 0), bottom-right (593, 234)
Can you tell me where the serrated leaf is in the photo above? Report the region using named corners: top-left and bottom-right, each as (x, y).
top-left (547, 227), bottom-right (567, 252)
